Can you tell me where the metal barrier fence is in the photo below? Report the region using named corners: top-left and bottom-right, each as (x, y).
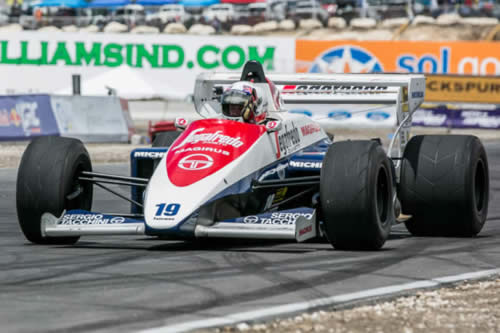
top-left (1, 3), bottom-right (498, 32)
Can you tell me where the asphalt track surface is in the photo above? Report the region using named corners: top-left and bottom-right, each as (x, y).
top-left (2, 143), bottom-right (500, 333)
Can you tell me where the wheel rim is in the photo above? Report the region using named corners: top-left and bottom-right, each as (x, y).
top-left (65, 160), bottom-right (92, 211)
top-left (474, 159), bottom-right (486, 213)
top-left (375, 165), bottom-right (390, 224)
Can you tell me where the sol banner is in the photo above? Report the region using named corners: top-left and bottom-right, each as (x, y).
top-left (296, 40), bottom-right (500, 76)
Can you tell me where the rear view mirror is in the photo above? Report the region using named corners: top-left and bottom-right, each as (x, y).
top-left (265, 120), bottom-right (282, 132)
top-left (175, 117), bottom-right (189, 130)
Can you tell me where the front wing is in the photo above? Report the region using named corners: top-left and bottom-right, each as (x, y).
top-left (41, 208), bottom-right (318, 242)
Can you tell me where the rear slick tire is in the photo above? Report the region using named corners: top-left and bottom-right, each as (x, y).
top-left (16, 136), bottom-right (93, 244)
top-left (320, 140), bottom-right (395, 250)
top-left (399, 135), bottom-right (489, 237)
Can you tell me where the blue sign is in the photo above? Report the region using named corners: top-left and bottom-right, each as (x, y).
top-left (366, 111), bottom-right (390, 121)
top-left (328, 110), bottom-right (352, 120)
top-left (0, 95), bottom-right (59, 141)
top-left (290, 109), bottom-right (313, 117)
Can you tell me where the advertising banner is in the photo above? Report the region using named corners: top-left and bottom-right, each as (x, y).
top-left (0, 95), bottom-right (59, 141)
top-left (286, 104), bottom-right (397, 128)
top-left (51, 96), bottom-right (130, 142)
top-left (286, 102), bottom-right (500, 130)
top-left (426, 75), bottom-right (500, 104)
top-left (413, 103), bottom-right (500, 129)
top-left (0, 32), bottom-right (295, 99)
top-left (296, 40), bottom-right (500, 76)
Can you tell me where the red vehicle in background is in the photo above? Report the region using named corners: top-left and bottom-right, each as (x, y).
top-left (148, 120), bottom-right (181, 147)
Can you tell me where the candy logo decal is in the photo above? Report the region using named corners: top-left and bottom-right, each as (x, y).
top-left (178, 154), bottom-right (213, 170)
top-left (166, 119), bottom-right (267, 187)
top-left (173, 128), bottom-right (244, 150)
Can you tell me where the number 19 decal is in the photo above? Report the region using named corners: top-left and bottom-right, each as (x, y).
top-left (155, 203), bottom-right (181, 216)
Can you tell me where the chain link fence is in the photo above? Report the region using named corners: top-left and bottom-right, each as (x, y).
top-left (1, 1), bottom-right (499, 32)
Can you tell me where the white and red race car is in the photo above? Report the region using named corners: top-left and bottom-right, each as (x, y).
top-left (16, 61), bottom-right (489, 250)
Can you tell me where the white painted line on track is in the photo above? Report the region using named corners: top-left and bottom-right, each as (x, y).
top-left (140, 268), bottom-right (500, 333)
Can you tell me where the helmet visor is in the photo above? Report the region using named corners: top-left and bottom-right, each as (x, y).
top-left (221, 90), bottom-right (251, 118)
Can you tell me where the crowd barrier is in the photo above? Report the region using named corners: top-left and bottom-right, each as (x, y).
top-left (296, 40), bottom-right (500, 76)
top-left (0, 94), bottom-right (133, 142)
top-left (287, 104), bottom-right (398, 129)
top-left (417, 75), bottom-right (500, 129)
top-left (413, 104), bottom-right (500, 129)
top-left (286, 74), bottom-right (500, 130)
top-left (287, 103), bottom-right (500, 129)
top-left (0, 32), bottom-right (294, 99)
top-left (1, 33), bottom-right (499, 133)
top-left (286, 103), bottom-right (500, 130)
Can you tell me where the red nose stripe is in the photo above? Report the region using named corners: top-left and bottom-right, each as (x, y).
top-left (166, 119), bottom-right (266, 187)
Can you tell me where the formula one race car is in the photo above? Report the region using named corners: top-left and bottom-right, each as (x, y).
top-left (16, 61), bottom-right (489, 250)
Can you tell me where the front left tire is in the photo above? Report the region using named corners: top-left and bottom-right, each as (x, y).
top-left (16, 136), bottom-right (93, 244)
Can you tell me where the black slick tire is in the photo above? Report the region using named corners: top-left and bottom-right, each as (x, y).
top-left (152, 131), bottom-right (181, 147)
top-left (399, 135), bottom-right (489, 237)
top-left (16, 136), bottom-right (93, 244)
top-left (320, 140), bottom-right (395, 250)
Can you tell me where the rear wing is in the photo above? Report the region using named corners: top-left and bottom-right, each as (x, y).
top-left (194, 72), bottom-right (426, 166)
top-left (194, 72), bottom-right (425, 113)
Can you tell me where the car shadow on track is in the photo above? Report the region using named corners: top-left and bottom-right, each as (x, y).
top-left (65, 237), bottom-right (405, 254)
top-left (61, 237), bottom-right (335, 253)
top-left (149, 239), bottom-right (331, 253)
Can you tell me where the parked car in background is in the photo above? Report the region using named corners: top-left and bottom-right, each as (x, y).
top-left (247, 2), bottom-right (271, 25)
top-left (320, 0), bottom-right (338, 16)
top-left (330, 0), bottom-right (357, 23)
top-left (19, 5), bottom-right (39, 30)
top-left (290, 0), bottom-right (329, 25)
top-left (90, 8), bottom-right (111, 27)
top-left (367, 0), bottom-right (409, 20)
top-left (269, 0), bottom-right (287, 21)
top-left (53, 8), bottom-right (97, 27)
top-left (0, 8), bottom-right (9, 26)
top-left (233, 4), bottom-right (250, 21)
top-left (203, 3), bottom-right (235, 23)
top-left (146, 4), bottom-right (189, 26)
top-left (113, 4), bottom-right (146, 27)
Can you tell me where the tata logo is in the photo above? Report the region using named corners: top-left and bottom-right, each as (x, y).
top-left (243, 215), bottom-right (259, 224)
top-left (309, 45), bottom-right (384, 73)
top-left (178, 153), bottom-right (213, 170)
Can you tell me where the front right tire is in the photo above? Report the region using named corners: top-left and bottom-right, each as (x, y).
top-left (320, 140), bottom-right (395, 250)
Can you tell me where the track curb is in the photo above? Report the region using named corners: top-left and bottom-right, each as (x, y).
top-left (140, 268), bottom-right (500, 333)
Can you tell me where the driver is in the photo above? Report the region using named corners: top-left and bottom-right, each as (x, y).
top-left (220, 82), bottom-right (268, 124)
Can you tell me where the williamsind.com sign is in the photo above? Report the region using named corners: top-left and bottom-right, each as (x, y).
top-left (0, 32), bottom-right (295, 98)
top-left (0, 41), bottom-right (276, 69)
